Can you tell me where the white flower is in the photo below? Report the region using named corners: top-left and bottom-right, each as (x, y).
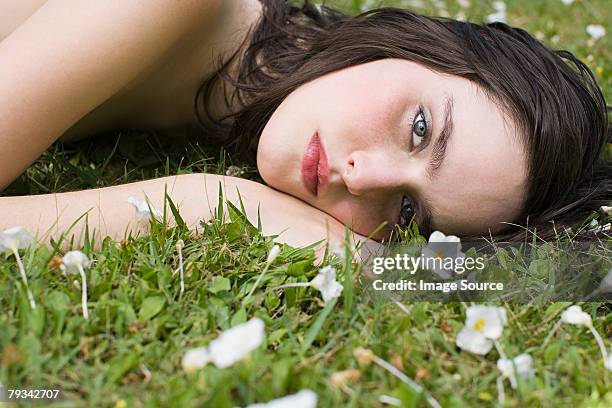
top-left (456, 327), bottom-right (494, 354)
top-left (485, 1), bottom-right (507, 23)
top-left (560, 0), bottom-right (574, 5)
top-left (492, 0), bottom-right (506, 9)
top-left (586, 24), bottom-right (606, 40)
top-left (485, 12), bottom-right (506, 23)
top-left (266, 245), bottom-right (281, 264)
top-left (182, 347), bottom-right (210, 373)
top-left (182, 318), bottom-right (265, 371)
top-left (455, 10), bottom-right (467, 21)
top-left (601, 205), bottom-right (612, 216)
top-left (456, 306), bottom-right (507, 355)
top-left (497, 353), bottom-right (535, 389)
top-left (560, 305), bottom-right (592, 326)
top-left (587, 219), bottom-right (611, 233)
top-left (59, 251), bottom-right (90, 275)
top-left (209, 317), bottom-right (265, 368)
top-left (127, 196), bottom-right (162, 221)
top-left (359, 0), bottom-right (379, 12)
top-left (0, 227), bottom-right (34, 252)
top-left (225, 165), bottom-right (244, 177)
top-left (558, 305), bottom-right (610, 372)
top-left (1, 227), bottom-right (36, 309)
top-left (310, 266), bottom-right (343, 304)
top-left (421, 231), bottom-right (465, 279)
top-left (597, 269), bottom-right (612, 293)
top-left (275, 265), bottom-right (343, 305)
top-left (245, 389), bottom-right (318, 408)
top-left (598, 223), bottom-right (611, 232)
top-left (59, 250), bottom-right (91, 319)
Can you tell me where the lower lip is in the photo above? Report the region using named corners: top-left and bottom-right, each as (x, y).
top-left (301, 132), bottom-right (329, 196)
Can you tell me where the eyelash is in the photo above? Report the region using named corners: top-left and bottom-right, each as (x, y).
top-left (397, 105), bottom-right (431, 229)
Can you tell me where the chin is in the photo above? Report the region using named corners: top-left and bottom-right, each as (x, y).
top-left (256, 150), bottom-right (284, 192)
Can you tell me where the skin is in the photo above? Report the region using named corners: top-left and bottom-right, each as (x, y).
top-left (0, 2), bottom-right (525, 251)
top-left (0, 0), bottom-right (375, 264)
top-left (257, 59), bottom-right (528, 241)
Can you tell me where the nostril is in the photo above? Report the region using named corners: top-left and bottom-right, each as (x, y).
top-left (344, 160), bottom-right (354, 179)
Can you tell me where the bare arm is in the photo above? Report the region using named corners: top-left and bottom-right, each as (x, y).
top-left (0, 0), bottom-right (223, 190)
top-left (0, 174), bottom-right (374, 262)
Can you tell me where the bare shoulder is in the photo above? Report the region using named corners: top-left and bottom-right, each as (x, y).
top-left (0, 0), bottom-right (224, 42)
top-left (57, 0), bottom-right (264, 142)
top-left (0, 0), bottom-right (227, 190)
top-left (0, 0), bottom-right (46, 41)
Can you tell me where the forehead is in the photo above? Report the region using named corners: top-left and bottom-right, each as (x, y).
top-left (422, 72), bottom-right (527, 234)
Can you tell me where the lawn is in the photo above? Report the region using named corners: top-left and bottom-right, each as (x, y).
top-left (1, 0), bottom-right (611, 407)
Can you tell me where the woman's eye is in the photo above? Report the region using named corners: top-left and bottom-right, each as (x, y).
top-left (412, 110), bottom-right (428, 149)
top-left (398, 195), bottom-right (416, 228)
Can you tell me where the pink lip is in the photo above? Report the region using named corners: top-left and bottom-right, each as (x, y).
top-left (301, 131), bottom-right (329, 197)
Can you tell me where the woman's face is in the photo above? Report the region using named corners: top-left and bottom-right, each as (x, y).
top-left (257, 59), bottom-right (528, 240)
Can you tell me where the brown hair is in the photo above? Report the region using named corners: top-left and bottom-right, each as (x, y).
top-left (194, 0), bottom-right (611, 242)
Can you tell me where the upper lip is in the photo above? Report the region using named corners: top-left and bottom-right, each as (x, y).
top-left (301, 131), bottom-right (329, 197)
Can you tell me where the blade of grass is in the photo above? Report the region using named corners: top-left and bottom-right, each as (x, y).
top-left (343, 223), bottom-right (354, 317)
top-left (300, 298), bottom-right (337, 355)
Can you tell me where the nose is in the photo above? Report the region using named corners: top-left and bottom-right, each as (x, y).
top-left (342, 149), bottom-right (407, 196)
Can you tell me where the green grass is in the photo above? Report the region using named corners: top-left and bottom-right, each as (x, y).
top-left (1, 1), bottom-right (611, 407)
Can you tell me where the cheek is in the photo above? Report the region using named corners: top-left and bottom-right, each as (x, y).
top-left (256, 100), bottom-right (303, 187)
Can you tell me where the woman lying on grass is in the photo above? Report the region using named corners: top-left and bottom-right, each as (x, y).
top-left (0, 0), bottom-right (610, 257)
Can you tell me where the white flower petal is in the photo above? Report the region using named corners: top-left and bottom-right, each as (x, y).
top-left (59, 251), bottom-right (90, 275)
top-left (208, 318), bottom-right (265, 368)
top-left (586, 24), bottom-right (606, 40)
top-left (0, 227), bottom-right (34, 252)
top-left (246, 389), bottom-right (318, 408)
top-left (597, 269), bottom-right (612, 293)
top-left (310, 266), bottom-right (343, 304)
top-left (492, 1), bottom-right (506, 11)
top-left (266, 245), bottom-right (281, 264)
top-left (427, 230), bottom-right (462, 246)
top-left (497, 353), bottom-right (534, 389)
top-left (465, 305), bottom-right (507, 340)
top-left (485, 11), bottom-right (506, 23)
top-left (456, 326), bottom-right (493, 355)
top-left (127, 196), bottom-right (162, 221)
top-left (560, 305), bottom-right (592, 326)
top-left (560, 0), bottom-right (574, 5)
top-left (182, 347), bottom-right (211, 373)
top-left (225, 165), bottom-right (244, 177)
top-left (421, 231), bottom-right (465, 279)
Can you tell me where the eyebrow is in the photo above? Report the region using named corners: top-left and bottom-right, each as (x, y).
top-left (417, 95), bottom-right (455, 233)
top-left (427, 95), bottom-right (455, 181)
